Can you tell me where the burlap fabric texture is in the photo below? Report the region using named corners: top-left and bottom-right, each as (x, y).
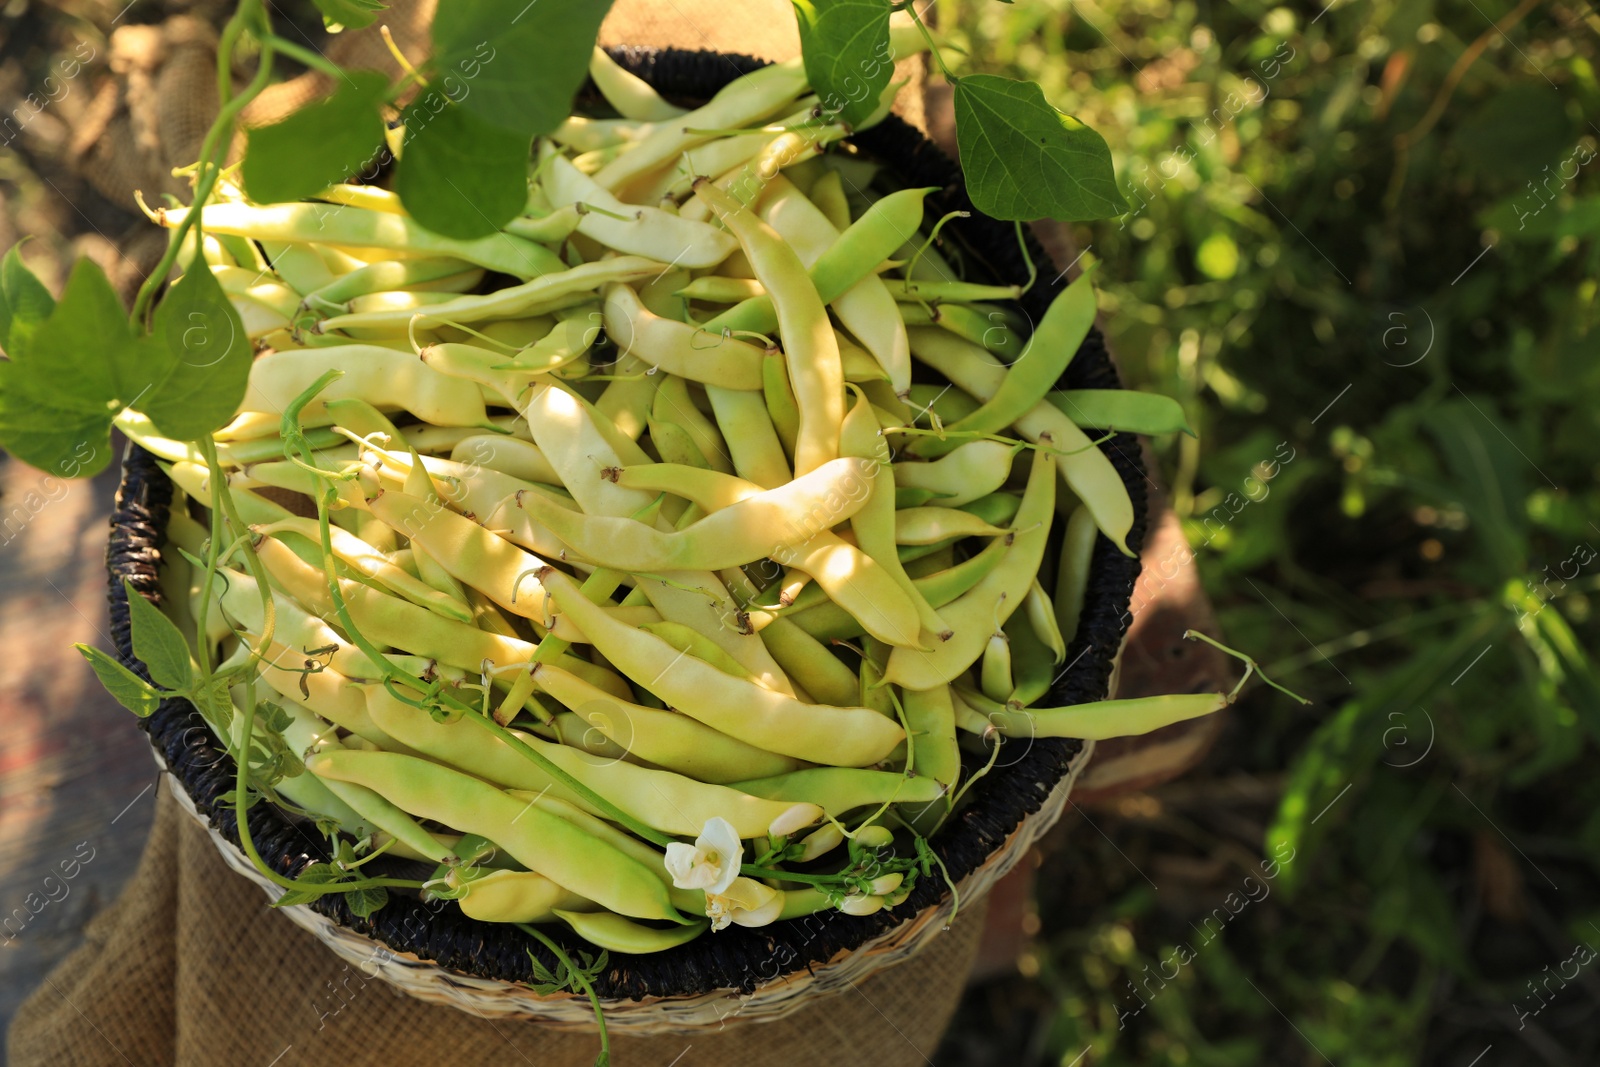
top-left (7, 779), bottom-right (988, 1067)
top-left (9, 2), bottom-right (996, 1063)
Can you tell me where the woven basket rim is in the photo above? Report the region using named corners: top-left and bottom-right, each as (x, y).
top-left (105, 43), bottom-right (1148, 1012)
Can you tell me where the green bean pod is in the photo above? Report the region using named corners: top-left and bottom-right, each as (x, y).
top-left (1053, 504), bottom-right (1098, 647)
top-left (731, 767), bottom-right (945, 815)
top-left (319, 257), bottom-right (664, 334)
top-left (359, 683), bottom-right (820, 838)
top-left (555, 909), bottom-right (708, 953)
top-left (987, 692), bottom-right (1229, 740)
top-left (308, 748), bottom-right (685, 922)
top-left (892, 439), bottom-right (1017, 507)
top-left (163, 201), bottom-right (563, 279)
top-left (757, 616), bottom-right (860, 708)
top-left (885, 447), bottom-right (1056, 689)
top-left (705, 385), bottom-right (793, 489)
top-left (1047, 389), bottom-right (1194, 437)
top-left (894, 507), bottom-right (1010, 545)
top-left (908, 326), bottom-right (1134, 554)
top-left (911, 269), bottom-right (1097, 460)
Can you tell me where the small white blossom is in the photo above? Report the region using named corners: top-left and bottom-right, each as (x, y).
top-left (663, 817), bottom-right (741, 895)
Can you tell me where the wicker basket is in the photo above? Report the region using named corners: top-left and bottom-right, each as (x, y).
top-left (104, 46), bottom-right (1148, 1034)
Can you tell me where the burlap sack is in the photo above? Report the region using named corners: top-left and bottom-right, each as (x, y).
top-left (7, 779), bottom-right (987, 1067)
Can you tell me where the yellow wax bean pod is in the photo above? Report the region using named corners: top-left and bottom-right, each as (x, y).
top-left (456, 870), bottom-right (586, 924)
top-left (603, 284), bottom-right (765, 390)
top-left (885, 447), bottom-right (1056, 689)
top-left (757, 617), bottom-right (860, 708)
top-left (762, 352), bottom-right (801, 460)
top-left (255, 650), bottom-right (410, 754)
top-left (588, 47), bottom-right (687, 121)
top-left (240, 346), bottom-right (493, 429)
top-left (809, 169), bottom-right (851, 230)
top-left (359, 684), bottom-right (821, 839)
top-left (892, 439), bottom-right (1018, 508)
top-left (316, 183), bottom-right (405, 214)
top-left (838, 388), bottom-right (952, 643)
top-left (517, 457), bottom-right (877, 571)
top-left (346, 290), bottom-right (461, 315)
top-left (538, 566), bottom-right (904, 766)
top-left (449, 435), bottom-right (560, 485)
top-left (694, 181), bottom-right (843, 476)
top-left (418, 343), bottom-right (545, 409)
top-left (608, 460), bottom-right (922, 648)
top-left (549, 115), bottom-right (659, 153)
top-left (1025, 579), bottom-right (1068, 664)
top-left (364, 486), bottom-right (559, 625)
top-left (836, 330), bottom-right (892, 383)
top-left (252, 518), bottom-right (472, 623)
top-left (523, 383), bottom-right (659, 517)
top-left (894, 507), bottom-right (1011, 545)
top-left (511, 793), bottom-right (705, 915)
top-left (987, 693), bottom-right (1229, 740)
top-left (540, 145), bottom-right (736, 268)
top-left (530, 661), bottom-right (803, 783)
top-left (163, 201), bottom-right (562, 279)
top-left (907, 327), bottom-right (1134, 554)
top-left (758, 175), bottom-right (910, 396)
top-left (651, 374), bottom-right (733, 474)
top-left (310, 763), bottom-right (458, 865)
top-left (1054, 504), bottom-right (1098, 647)
top-left (307, 748), bottom-right (685, 923)
top-left (591, 58), bottom-right (810, 194)
top-left (677, 276), bottom-right (765, 303)
top-left (554, 909), bottom-right (708, 953)
top-left (901, 686), bottom-right (961, 791)
top-left (319, 257), bottom-right (664, 333)
top-left (705, 385), bottom-right (792, 490)
top-left (595, 353), bottom-right (660, 442)
top-left (636, 620), bottom-right (753, 680)
top-left (209, 565), bottom-right (389, 681)
top-left (731, 768), bottom-right (945, 816)
top-left (980, 620), bottom-right (1014, 704)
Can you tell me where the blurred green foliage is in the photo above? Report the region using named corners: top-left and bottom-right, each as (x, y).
top-left (933, 0), bottom-right (1600, 1063)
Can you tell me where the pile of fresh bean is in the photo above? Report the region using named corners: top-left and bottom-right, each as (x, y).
top-left (123, 51), bottom-right (1200, 956)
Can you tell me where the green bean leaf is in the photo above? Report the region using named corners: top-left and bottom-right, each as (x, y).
top-left (124, 580), bottom-right (194, 691)
top-left (0, 258), bottom-right (156, 478)
top-left (275, 862), bottom-right (344, 907)
top-left (952, 74), bottom-right (1126, 221)
top-left (0, 242), bottom-right (55, 358)
top-left (793, 0), bottom-right (894, 129)
top-left (344, 884), bottom-right (389, 917)
top-left (431, 0), bottom-right (614, 137)
top-left (141, 255), bottom-right (253, 440)
top-left (75, 644), bottom-right (162, 718)
top-left (241, 70), bottom-right (388, 205)
top-left (309, 0), bottom-right (386, 30)
top-left (395, 97), bottom-right (529, 239)
top-left (1048, 390), bottom-right (1196, 436)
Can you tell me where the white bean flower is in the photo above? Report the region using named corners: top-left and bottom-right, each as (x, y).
top-left (663, 817), bottom-right (741, 895)
top-left (705, 877), bottom-right (785, 932)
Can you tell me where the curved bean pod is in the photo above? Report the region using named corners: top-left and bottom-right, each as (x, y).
top-left (988, 692), bottom-right (1229, 740)
top-left (539, 566), bottom-right (903, 766)
top-left (1053, 504), bottom-right (1098, 647)
top-left (892, 439), bottom-right (1018, 507)
top-left (885, 447), bottom-right (1056, 689)
top-left (693, 181), bottom-right (843, 476)
top-left (359, 684), bottom-right (820, 839)
top-left (240, 346), bottom-right (492, 430)
top-left (319, 257), bottom-right (663, 333)
top-left (456, 869), bottom-right (585, 924)
top-left (554, 908), bottom-right (707, 953)
top-left (731, 767), bottom-right (944, 815)
top-left (308, 748), bottom-right (684, 922)
top-left (894, 507), bottom-right (1010, 545)
top-left (603, 284), bottom-right (765, 390)
top-left (907, 326), bottom-right (1134, 554)
top-left (161, 202), bottom-right (563, 279)
top-left (531, 660), bottom-right (802, 783)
